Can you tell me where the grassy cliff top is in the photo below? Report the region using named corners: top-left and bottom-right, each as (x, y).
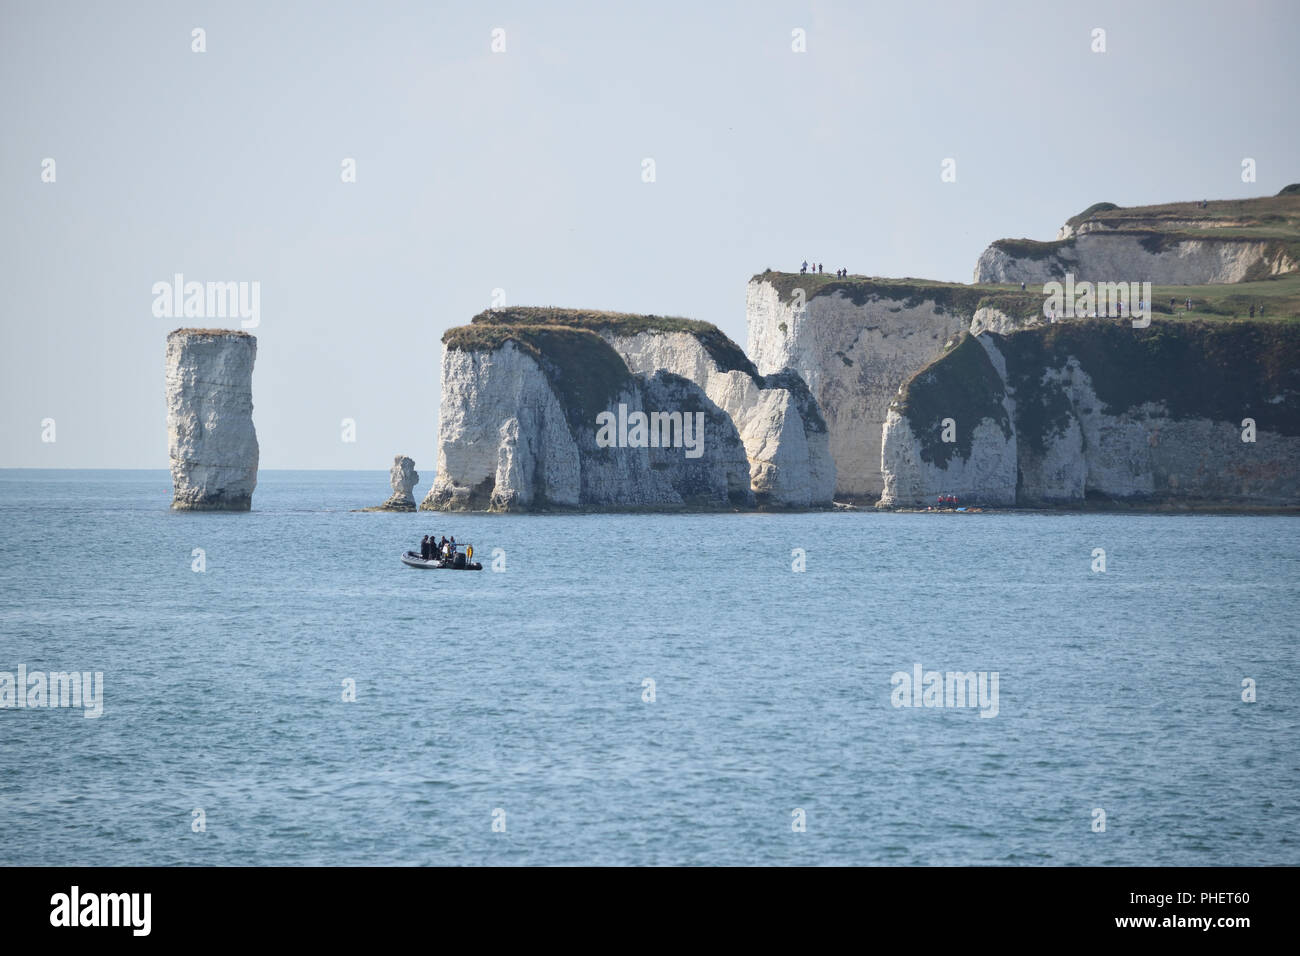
top-left (993, 192), bottom-right (1300, 268)
top-left (752, 269), bottom-right (1300, 324)
top-left (168, 328), bottom-right (254, 337)
top-left (751, 271), bottom-right (1049, 321)
top-left (1063, 191), bottom-right (1300, 236)
top-left (467, 306), bottom-right (758, 377)
top-left (443, 323), bottom-right (633, 428)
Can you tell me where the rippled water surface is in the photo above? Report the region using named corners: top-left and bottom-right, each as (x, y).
top-left (1, 470), bottom-right (1297, 865)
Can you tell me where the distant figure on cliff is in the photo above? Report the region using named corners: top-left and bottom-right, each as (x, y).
top-left (1186, 298), bottom-right (1192, 311)
top-left (1250, 304), bottom-right (1256, 318)
top-left (800, 261), bottom-right (808, 274)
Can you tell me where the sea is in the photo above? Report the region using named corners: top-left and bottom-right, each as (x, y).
top-left (1, 469), bottom-right (1297, 866)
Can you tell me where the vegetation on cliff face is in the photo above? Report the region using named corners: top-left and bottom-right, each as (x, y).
top-left (988, 238), bottom-right (1074, 261)
top-left (1065, 202), bottom-right (1120, 230)
top-left (994, 320), bottom-right (1300, 440)
top-left (893, 320), bottom-right (1300, 468)
top-left (895, 333), bottom-right (1012, 467)
top-left (468, 306), bottom-right (758, 377)
top-left (443, 323), bottom-right (633, 430)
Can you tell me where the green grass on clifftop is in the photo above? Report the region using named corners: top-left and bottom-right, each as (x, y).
top-left (995, 192), bottom-right (1300, 270)
top-left (752, 269), bottom-right (1300, 325)
top-left (752, 271), bottom-right (1049, 322)
top-left (469, 306), bottom-right (758, 377)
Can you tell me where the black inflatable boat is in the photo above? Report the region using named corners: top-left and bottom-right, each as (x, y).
top-left (401, 550), bottom-right (483, 571)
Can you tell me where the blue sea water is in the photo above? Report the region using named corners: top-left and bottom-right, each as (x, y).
top-left (0, 469), bottom-right (1297, 866)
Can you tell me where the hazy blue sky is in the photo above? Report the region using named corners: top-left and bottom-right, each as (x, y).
top-left (3, 0), bottom-right (1296, 469)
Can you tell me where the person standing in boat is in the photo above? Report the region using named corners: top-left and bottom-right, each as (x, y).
top-left (439, 536), bottom-right (449, 558)
top-left (420, 535), bottom-right (430, 560)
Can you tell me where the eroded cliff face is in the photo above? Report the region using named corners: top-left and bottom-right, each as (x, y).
top-left (603, 330), bottom-right (834, 506)
top-left (974, 234), bottom-right (1295, 285)
top-left (880, 323), bottom-right (1300, 508)
top-left (747, 276), bottom-right (969, 500)
top-left (422, 333), bottom-right (752, 512)
top-left (165, 329), bottom-right (259, 511)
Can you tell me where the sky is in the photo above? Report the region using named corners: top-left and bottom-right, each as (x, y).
top-left (2, 0), bottom-right (1297, 469)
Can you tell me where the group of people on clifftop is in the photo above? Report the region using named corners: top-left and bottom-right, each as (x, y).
top-left (800, 261), bottom-right (850, 277)
top-left (420, 534), bottom-right (457, 561)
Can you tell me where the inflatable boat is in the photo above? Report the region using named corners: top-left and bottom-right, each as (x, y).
top-left (401, 550), bottom-right (483, 571)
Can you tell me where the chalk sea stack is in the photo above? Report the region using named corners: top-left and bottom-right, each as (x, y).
top-left (379, 455), bottom-right (419, 510)
top-left (165, 329), bottom-right (259, 511)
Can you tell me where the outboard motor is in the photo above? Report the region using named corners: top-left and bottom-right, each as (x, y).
top-left (453, 552), bottom-right (466, 569)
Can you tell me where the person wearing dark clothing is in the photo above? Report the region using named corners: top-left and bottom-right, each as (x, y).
top-left (420, 535), bottom-right (430, 560)
top-left (1250, 304), bottom-right (1255, 318)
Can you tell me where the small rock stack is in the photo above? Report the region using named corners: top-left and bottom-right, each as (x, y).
top-left (379, 455), bottom-right (420, 511)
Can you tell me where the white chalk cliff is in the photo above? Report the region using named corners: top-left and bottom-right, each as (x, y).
top-left (879, 324), bottom-right (1300, 508)
top-left (747, 275), bottom-right (988, 500)
top-left (601, 330), bottom-right (834, 507)
top-left (422, 327), bottom-right (754, 512)
top-left (974, 234), bottom-right (1294, 286)
top-left (166, 329), bottom-right (259, 511)
top-left (978, 192), bottom-right (1300, 285)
